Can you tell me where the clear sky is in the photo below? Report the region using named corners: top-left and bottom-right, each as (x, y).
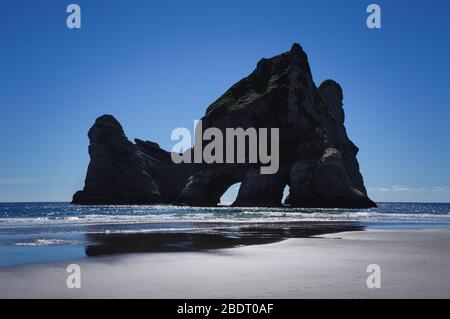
top-left (1, 0), bottom-right (449, 203)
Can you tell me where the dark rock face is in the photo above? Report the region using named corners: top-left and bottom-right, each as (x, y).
top-left (73, 43), bottom-right (375, 208)
top-left (176, 43), bottom-right (375, 208)
top-left (72, 115), bottom-right (192, 205)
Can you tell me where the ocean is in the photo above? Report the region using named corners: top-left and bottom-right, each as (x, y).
top-left (1, 202), bottom-right (450, 267)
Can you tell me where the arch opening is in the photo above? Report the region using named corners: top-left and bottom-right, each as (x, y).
top-left (219, 182), bottom-right (241, 206)
top-left (282, 184), bottom-right (290, 206)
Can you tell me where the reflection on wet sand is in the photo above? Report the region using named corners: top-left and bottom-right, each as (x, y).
top-left (85, 221), bottom-right (364, 256)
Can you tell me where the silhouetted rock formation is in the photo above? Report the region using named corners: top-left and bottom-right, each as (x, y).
top-left (73, 43), bottom-right (376, 208)
top-left (72, 115), bottom-right (192, 205)
top-left (176, 44), bottom-right (375, 208)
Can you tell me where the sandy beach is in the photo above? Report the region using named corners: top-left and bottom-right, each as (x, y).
top-left (1, 228), bottom-right (450, 298)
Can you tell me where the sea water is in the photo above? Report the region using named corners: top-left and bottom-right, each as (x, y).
top-left (0, 202), bottom-right (449, 267)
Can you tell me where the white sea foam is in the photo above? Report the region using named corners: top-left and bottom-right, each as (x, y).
top-left (1, 211), bottom-right (450, 227)
top-left (15, 239), bottom-right (82, 247)
top-left (1, 203), bottom-right (450, 229)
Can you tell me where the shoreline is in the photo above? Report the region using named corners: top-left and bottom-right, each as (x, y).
top-left (0, 220), bottom-right (366, 267)
top-left (1, 228), bottom-right (450, 298)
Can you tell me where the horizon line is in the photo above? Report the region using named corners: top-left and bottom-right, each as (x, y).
top-left (0, 201), bottom-right (450, 205)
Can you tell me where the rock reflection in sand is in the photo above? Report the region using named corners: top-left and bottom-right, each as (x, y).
top-left (85, 221), bottom-right (364, 256)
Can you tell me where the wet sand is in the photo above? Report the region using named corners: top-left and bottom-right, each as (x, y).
top-left (84, 221), bottom-right (364, 255)
top-left (1, 229), bottom-right (450, 298)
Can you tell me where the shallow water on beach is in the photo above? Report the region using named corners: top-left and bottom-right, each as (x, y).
top-left (0, 202), bottom-right (449, 267)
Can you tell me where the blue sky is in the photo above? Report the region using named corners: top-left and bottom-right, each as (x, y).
top-left (0, 0), bottom-right (449, 203)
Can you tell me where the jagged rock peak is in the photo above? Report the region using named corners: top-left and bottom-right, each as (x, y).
top-left (319, 79), bottom-right (343, 96)
top-left (319, 79), bottom-right (345, 124)
top-left (90, 114), bottom-right (124, 133)
top-left (88, 114), bottom-right (126, 142)
top-left (290, 42), bottom-right (303, 53)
